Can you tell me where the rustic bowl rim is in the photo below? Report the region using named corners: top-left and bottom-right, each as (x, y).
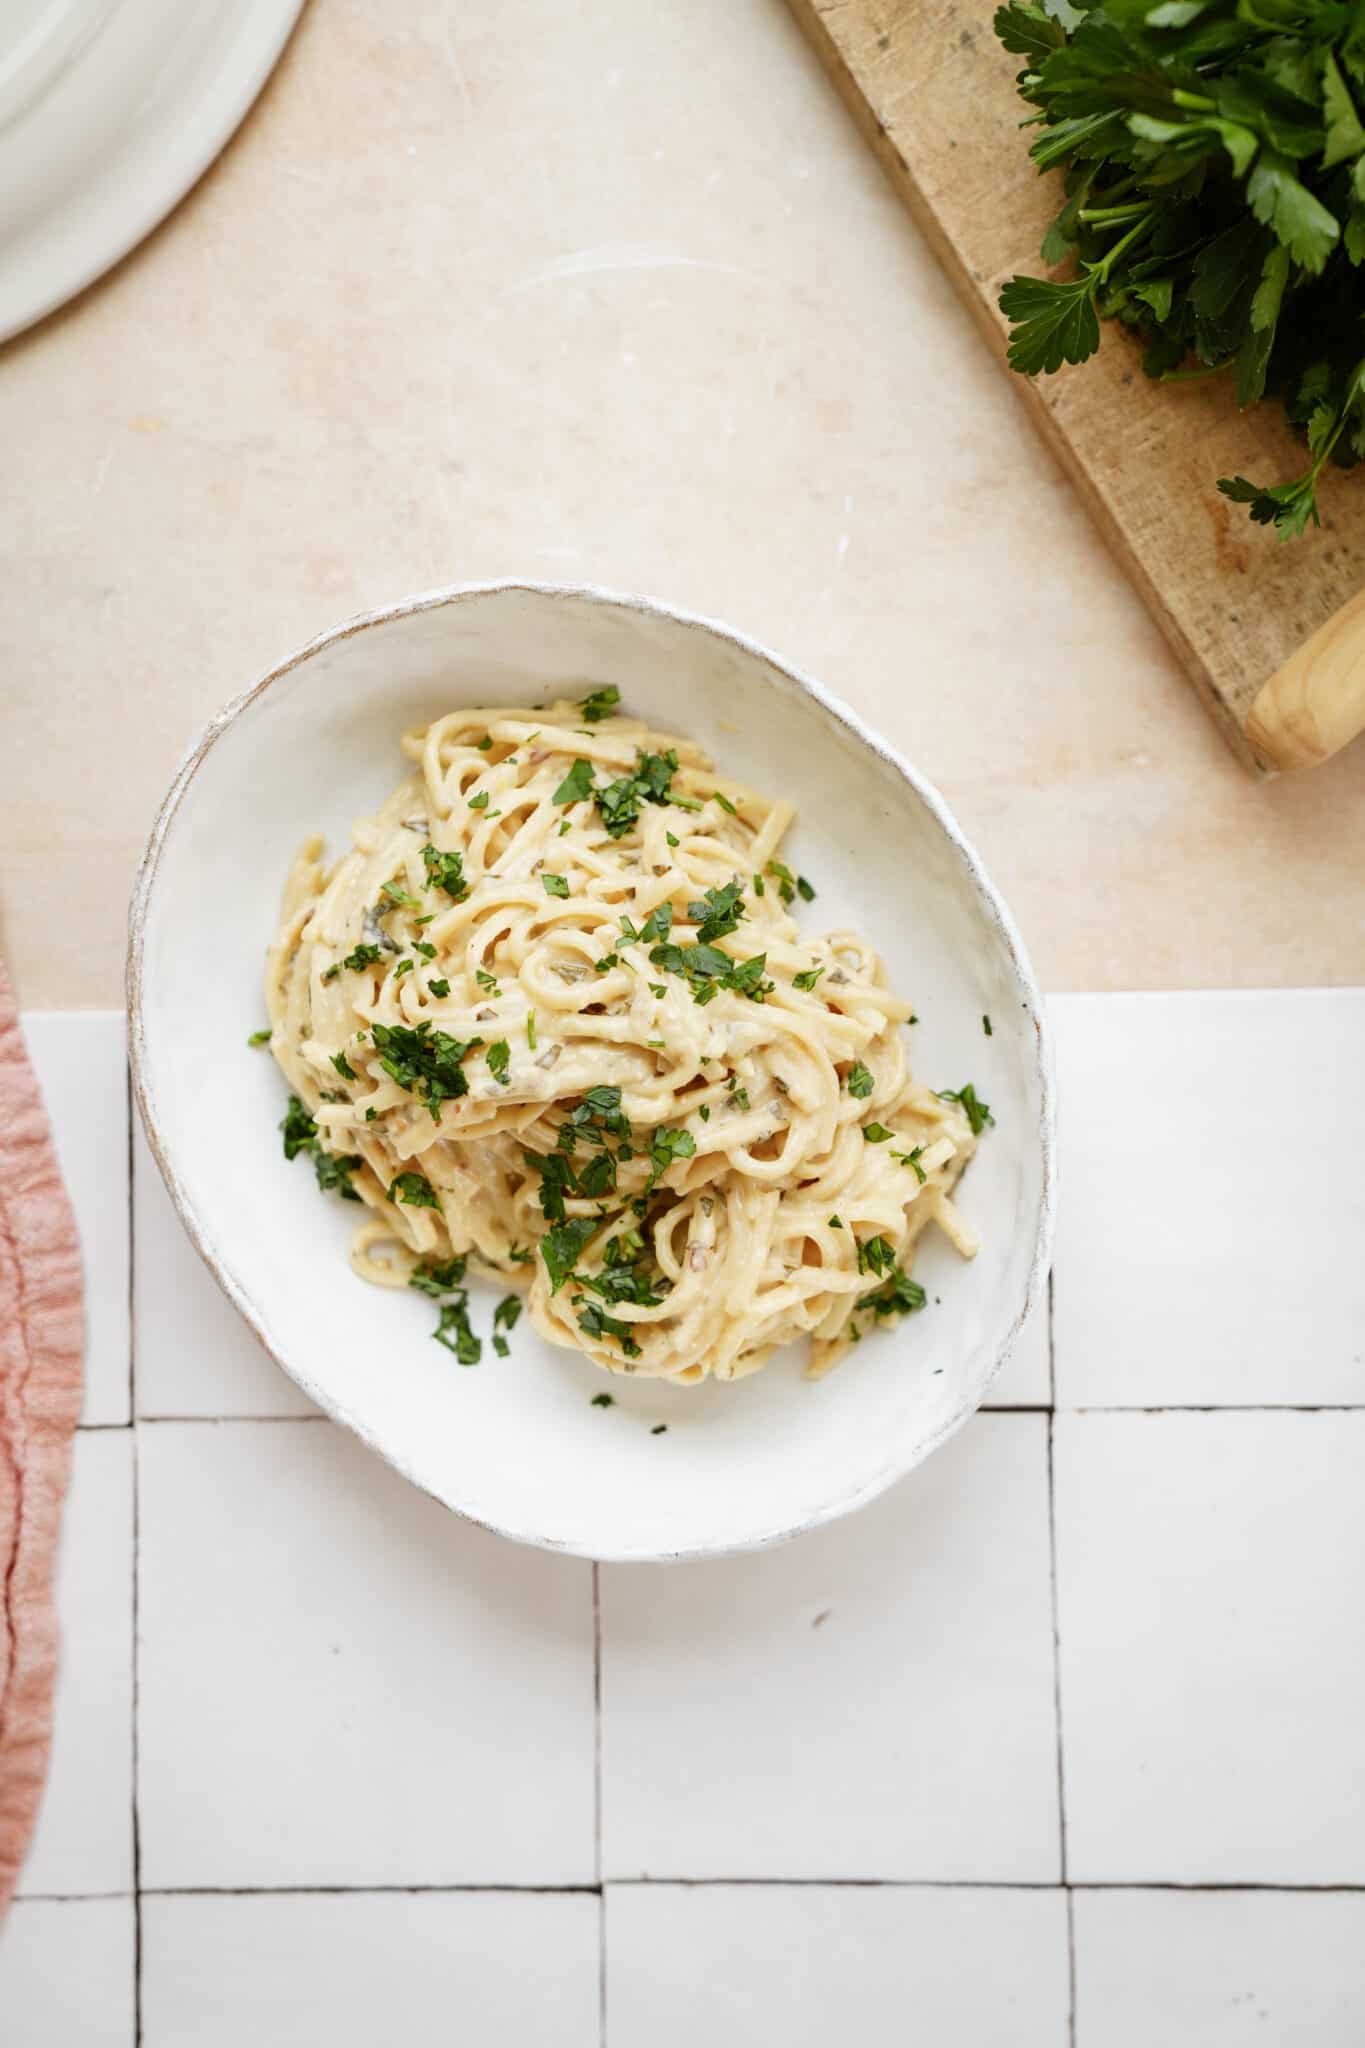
top-left (127, 579), bottom-right (1057, 1561)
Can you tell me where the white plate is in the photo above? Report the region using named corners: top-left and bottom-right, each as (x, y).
top-left (128, 585), bottom-right (1056, 1561)
top-left (0, 0), bottom-right (302, 343)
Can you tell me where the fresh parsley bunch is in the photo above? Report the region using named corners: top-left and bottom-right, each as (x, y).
top-left (995, 0), bottom-right (1365, 537)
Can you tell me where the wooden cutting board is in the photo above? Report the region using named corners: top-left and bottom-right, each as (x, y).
top-left (785, 0), bottom-right (1365, 770)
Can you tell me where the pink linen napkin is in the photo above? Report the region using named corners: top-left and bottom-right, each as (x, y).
top-left (0, 965), bottom-right (85, 1911)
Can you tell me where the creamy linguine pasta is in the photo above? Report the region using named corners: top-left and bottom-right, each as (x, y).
top-left (264, 690), bottom-right (984, 1384)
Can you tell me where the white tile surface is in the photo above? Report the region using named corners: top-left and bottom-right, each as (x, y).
top-left (1056, 1412), bottom-right (1365, 1883)
top-left (606, 1883), bottom-right (1071, 2046)
top-left (22, 1011), bottom-right (129, 1426)
top-left (133, 1124), bottom-right (316, 1417)
top-left (601, 1414), bottom-right (1060, 1880)
top-left (16, 1431), bottom-right (133, 1898)
top-left (0, 1897), bottom-right (135, 2048)
top-left (136, 1419), bottom-right (596, 1887)
top-left (1073, 1888), bottom-right (1365, 2048)
top-left (985, 1293), bottom-right (1051, 1406)
top-left (142, 1890), bottom-right (600, 2047)
top-left (1051, 992), bottom-right (1365, 1408)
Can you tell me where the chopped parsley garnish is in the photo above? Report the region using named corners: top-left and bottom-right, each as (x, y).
top-left (591, 1391), bottom-right (615, 1407)
top-left (527, 1012), bottom-right (538, 1049)
top-left (413, 940), bottom-right (437, 960)
top-left (937, 1084), bottom-right (995, 1137)
top-left (579, 684), bottom-right (620, 723)
top-left (281, 1095), bottom-right (318, 1160)
top-left (312, 1148), bottom-right (363, 1199)
top-left (725, 1077), bottom-right (750, 1112)
top-left (859, 1267), bottom-right (927, 1320)
top-left (422, 845), bottom-right (468, 901)
top-left (467, 791), bottom-right (489, 810)
top-left (331, 1051), bottom-right (358, 1081)
top-left (594, 748), bottom-right (680, 839)
top-left (688, 879), bottom-right (745, 944)
top-left (371, 1020), bottom-right (481, 1120)
top-left (541, 1215), bottom-right (597, 1291)
top-left (475, 969), bottom-right (501, 996)
top-left (477, 734), bottom-right (493, 751)
top-left (649, 982), bottom-right (667, 999)
top-left (393, 958), bottom-right (414, 978)
top-left (542, 873), bottom-right (570, 897)
top-left (845, 1063), bottom-right (874, 1099)
top-left (863, 1122), bottom-right (894, 1144)
top-left (752, 872), bottom-right (765, 897)
top-left (595, 952), bottom-right (620, 974)
top-left (792, 966), bottom-right (824, 993)
top-left (486, 1039), bottom-right (511, 1086)
top-left (652, 1423), bottom-right (668, 1435)
top-left (893, 1145), bottom-right (927, 1185)
top-left (766, 860), bottom-right (797, 904)
top-left (797, 874), bottom-right (816, 902)
top-left (508, 1244), bottom-right (534, 1264)
top-left (390, 1171), bottom-right (440, 1209)
top-left (699, 1104), bottom-right (710, 1122)
top-left (323, 941), bottom-right (384, 983)
top-left (857, 1234), bottom-right (897, 1278)
top-left (829, 1214), bottom-right (843, 1228)
top-left (713, 790), bottom-right (738, 815)
top-left (576, 1301), bottom-right (642, 1357)
top-left (409, 1254), bottom-right (468, 1296)
top-left (380, 878), bottom-right (421, 911)
top-left (648, 939), bottom-right (771, 1005)
top-left (492, 1294), bottom-right (522, 1358)
top-left (248, 1027), bottom-right (272, 1047)
top-left (666, 831), bottom-right (680, 849)
top-left (558, 819), bottom-right (572, 836)
top-left (982, 1015), bottom-right (993, 1037)
top-left (646, 1124), bottom-right (696, 1191)
top-left (637, 901), bottom-right (672, 944)
top-left (552, 757), bottom-right (596, 804)
top-left (428, 978), bottom-right (451, 998)
top-left (434, 1298), bottom-right (481, 1365)
top-left (280, 1096), bottom-right (362, 1201)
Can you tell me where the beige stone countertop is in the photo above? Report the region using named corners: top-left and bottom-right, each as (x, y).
top-left (2, 0), bottom-right (1362, 1010)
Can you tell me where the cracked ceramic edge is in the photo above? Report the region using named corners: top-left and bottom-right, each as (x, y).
top-left (126, 579), bottom-right (1057, 1562)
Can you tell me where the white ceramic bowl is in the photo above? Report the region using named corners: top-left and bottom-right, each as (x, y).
top-left (129, 584), bottom-right (1055, 1561)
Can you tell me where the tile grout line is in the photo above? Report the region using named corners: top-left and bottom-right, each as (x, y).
top-left (20, 1879), bottom-right (1365, 1900)
top-left (1044, 1264), bottom-right (1075, 2048)
top-left (126, 1056), bottom-right (144, 2048)
top-left (593, 1562), bottom-right (607, 2048)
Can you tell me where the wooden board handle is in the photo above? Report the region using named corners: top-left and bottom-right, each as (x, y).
top-left (1247, 587), bottom-right (1365, 770)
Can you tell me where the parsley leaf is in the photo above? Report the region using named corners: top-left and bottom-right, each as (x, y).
top-left (792, 966), bottom-right (825, 992)
top-left (422, 845), bottom-right (468, 900)
top-left (591, 1391), bottom-right (616, 1407)
top-left (859, 1267), bottom-right (928, 1320)
top-left (576, 1301), bottom-right (642, 1357)
top-left (542, 873), bottom-right (570, 897)
top-left (390, 1171), bottom-right (441, 1209)
top-left (248, 1027), bottom-right (272, 1047)
top-left (845, 1063), bottom-right (874, 1099)
top-left (409, 1254), bottom-right (468, 1296)
top-left (937, 1083), bottom-right (995, 1136)
top-left (863, 1122), bottom-right (895, 1143)
top-left (579, 684), bottom-right (620, 722)
top-left (331, 1051), bottom-right (358, 1081)
top-left (428, 978), bottom-right (451, 998)
top-left (434, 1297), bottom-right (481, 1365)
top-left (553, 757), bottom-right (596, 804)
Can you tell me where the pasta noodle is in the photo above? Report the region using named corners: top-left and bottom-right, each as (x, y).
top-left (264, 692), bottom-right (982, 1384)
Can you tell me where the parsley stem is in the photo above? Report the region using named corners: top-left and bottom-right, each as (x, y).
top-left (1170, 88), bottom-right (1217, 111)
top-left (1077, 203), bottom-right (1150, 224)
top-left (1092, 210), bottom-right (1155, 280)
